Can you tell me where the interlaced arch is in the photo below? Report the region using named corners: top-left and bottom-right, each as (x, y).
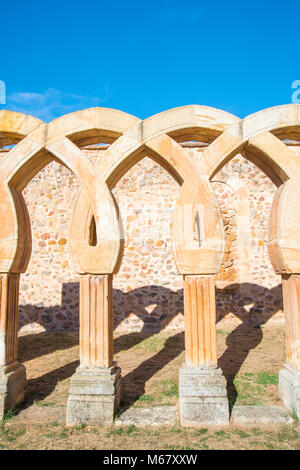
top-left (69, 105), bottom-right (237, 275)
top-left (1, 104), bottom-right (300, 425)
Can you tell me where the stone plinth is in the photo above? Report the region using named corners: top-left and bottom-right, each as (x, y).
top-left (231, 405), bottom-right (293, 425)
top-left (0, 362), bottom-right (26, 419)
top-left (279, 364), bottom-right (300, 419)
top-left (179, 364), bottom-right (229, 426)
top-left (66, 364), bottom-right (122, 426)
top-left (0, 274), bottom-right (27, 419)
top-left (115, 406), bottom-right (176, 427)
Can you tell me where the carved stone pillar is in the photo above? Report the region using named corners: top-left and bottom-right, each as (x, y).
top-left (279, 274), bottom-right (300, 418)
top-left (79, 274), bottom-right (114, 368)
top-left (66, 275), bottom-right (121, 426)
top-left (0, 274), bottom-right (26, 419)
top-left (179, 275), bottom-right (229, 426)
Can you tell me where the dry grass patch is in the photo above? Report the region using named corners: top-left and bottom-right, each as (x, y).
top-left (3, 321), bottom-right (297, 449)
top-left (1, 421), bottom-right (298, 450)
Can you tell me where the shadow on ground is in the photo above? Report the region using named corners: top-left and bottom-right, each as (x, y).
top-left (17, 282), bottom-right (283, 412)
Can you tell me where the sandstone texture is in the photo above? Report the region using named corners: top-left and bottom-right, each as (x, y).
top-left (231, 405), bottom-right (293, 425)
top-left (0, 148), bottom-right (289, 333)
top-left (115, 406), bottom-right (176, 427)
top-left (1, 105), bottom-right (300, 426)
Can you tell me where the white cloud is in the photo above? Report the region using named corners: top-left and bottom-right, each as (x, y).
top-left (6, 87), bottom-right (112, 122)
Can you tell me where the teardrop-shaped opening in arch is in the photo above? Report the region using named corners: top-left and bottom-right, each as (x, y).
top-left (194, 210), bottom-right (202, 248)
top-left (89, 216), bottom-right (97, 246)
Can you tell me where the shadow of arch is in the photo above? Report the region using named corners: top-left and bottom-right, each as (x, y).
top-left (112, 285), bottom-right (184, 332)
top-left (120, 332), bottom-right (184, 409)
top-left (18, 330), bottom-right (79, 363)
top-left (17, 282), bottom-right (283, 413)
top-left (24, 360), bottom-right (79, 409)
top-left (217, 283), bottom-right (283, 411)
top-left (19, 282), bottom-right (283, 350)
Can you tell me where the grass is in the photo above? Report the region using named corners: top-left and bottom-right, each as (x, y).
top-left (126, 425), bottom-right (138, 435)
top-left (235, 374), bottom-right (264, 403)
top-left (215, 430), bottom-right (231, 439)
top-left (256, 372), bottom-right (278, 386)
top-left (0, 409), bottom-right (16, 429)
top-left (58, 428), bottom-right (69, 439)
top-left (137, 394), bottom-right (154, 403)
top-left (228, 371), bottom-right (280, 407)
top-left (156, 378), bottom-right (179, 399)
top-left (132, 377), bottom-right (179, 408)
top-left (106, 427), bottom-right (124, 437)
top-left (292, 410), bottom-right (300, 423)
top-left (1, 419), bottom-right (299, 450)
top-left (1, 323), bottom-right (298, 449)
top-left (33, 400), bottom-right (56, 407)
top-left (132, 334), bottom-right (167, 353)
top-left (194, 428), bottom-right (208, 435)
top-left (276, 425), bottom-right (299, 442)
top-left (217, 329), bottom-right (231, 336)
top-left (232, 429), bottom-right (249, 438)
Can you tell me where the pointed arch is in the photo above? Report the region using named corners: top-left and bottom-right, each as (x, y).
top-left (198, 103), bottom-right (300, 277)
top-left (203, 104), bottom-right (300, 185)
top-left (0, 111), bottom-right (130, 273)
top-left (137, 104), bottom-right (239, 143)
top-left (46, 107), bottom-right (141, 146)
top-left (71, 118), bottom-right (227, 275)
top-left (0, 110), bottom-right (44, 148)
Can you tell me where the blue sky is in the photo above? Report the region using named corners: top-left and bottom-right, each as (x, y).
top-left (0, 0), bottom-right (299, 121)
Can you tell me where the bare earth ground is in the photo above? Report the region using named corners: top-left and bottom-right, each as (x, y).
top-left (1, 320), bottom-right (299, 450)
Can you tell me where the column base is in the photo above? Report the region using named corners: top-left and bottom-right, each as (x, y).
top-left (179, 364), bottom-right (229, 426)
top-left (66, 363), bottom-right (122, 426)
top-left (0, 362), bottom-right (27, 419)
top-left (279, 364), bottom-right (300, 419)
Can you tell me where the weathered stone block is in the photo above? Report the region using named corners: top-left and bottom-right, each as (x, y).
top-left (66, 364), bottom-right (122, 426)
top-left (115, 406), bottom-right (176, 427)
top-left (231, 405), bottom-right (293, 425)
top-left (0, 362), bottom-right (27, 420)
top-left (279, 364), bottom-right (300, 419)
top-left (179, 364), bottom-right (229, 426)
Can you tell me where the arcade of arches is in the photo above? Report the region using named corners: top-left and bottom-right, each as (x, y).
top-left (0, 104), bottom-right (300, 426)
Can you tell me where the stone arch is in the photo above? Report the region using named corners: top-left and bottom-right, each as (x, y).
top-left (203, 104), bottom-right (300, 185)
top-left (0, 112), bottom-right (46, 273)
top-left (70, 105), bottom-right (237, 276)
top-left (46, 106), bottom-right (141, 146)
top-left (84, 127), bottom-right (226, 272)
top-left (200, 104), bottom-right (300, 274)
top-left (0, 106), bottom-right (144, 274)
top-left (66, 107), bottom-right (233, 426)
top-left (133, 104), bottom-right (239, 143)
top-left (0, 110), bottom-right (44, 148)
top-left (92, 104), bottom-right (238, 187)
top-left (0, 108), bottom-right (140, 422)
top-left (8, 104), bottom-right (300, 425)
top-left (0, 111), bottom-right (46, 418)
top-left (200, 104), bottom-right (300, 417)
top-left (71, 134), bottom-right (225, 276)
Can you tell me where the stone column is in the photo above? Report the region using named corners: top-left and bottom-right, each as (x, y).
top-left (0, 274), bottom-right (26, 419)
top-left (66, 275), bottom-right (121, 426)
top-left (179, 275), bottom-right (229, 426)
top-left (279, 274), bottom-right (300, 418)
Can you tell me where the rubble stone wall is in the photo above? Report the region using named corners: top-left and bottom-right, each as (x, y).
top-left (2, 143), bottom-right (298, 333)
